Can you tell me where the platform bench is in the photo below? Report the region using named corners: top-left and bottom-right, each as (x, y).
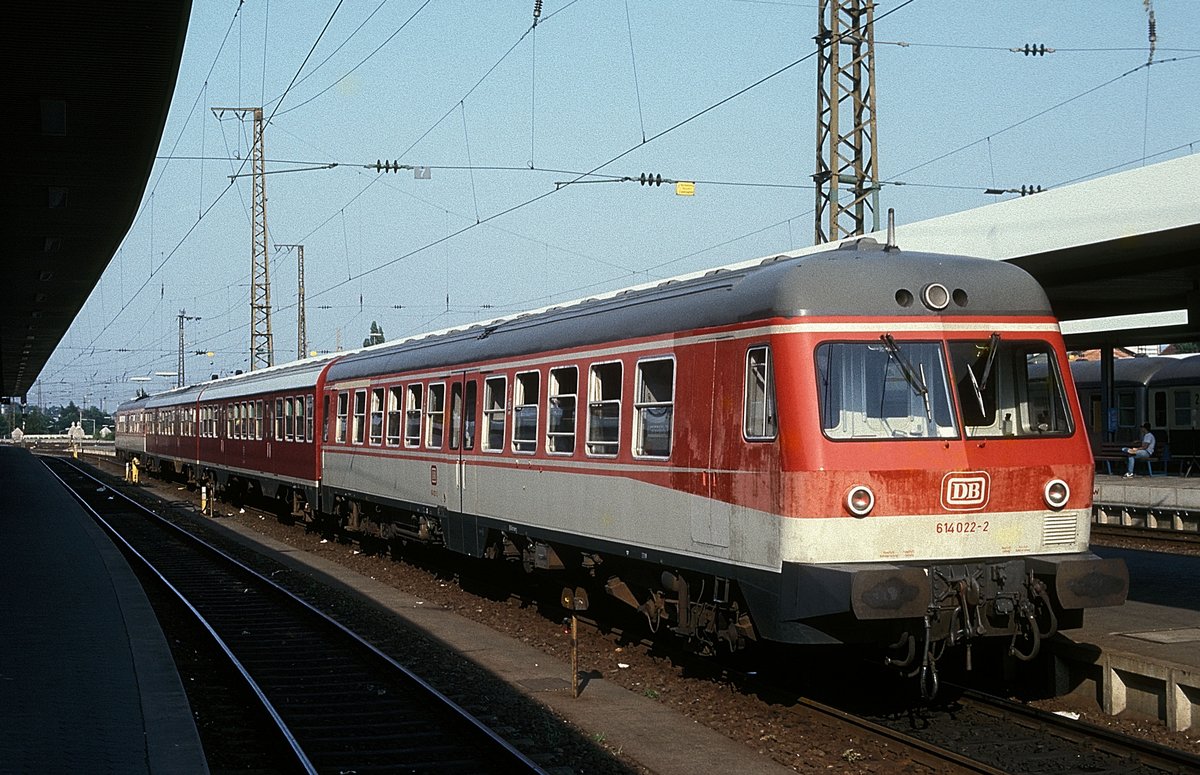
top-left (1094, 441), bottom-right (1169, 477)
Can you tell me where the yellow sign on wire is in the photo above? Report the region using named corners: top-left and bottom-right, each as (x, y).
top-left (674, 181), bottom-right (695, 196)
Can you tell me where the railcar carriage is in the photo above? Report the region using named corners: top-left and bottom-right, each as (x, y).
top-left (1069, 356), bottom-right (1173, 448)
top-left (317, 238), bottom-right (1127, 679)
top-left (115, 356), bottom-right (337, 516)
top-left (1143, 354), bottom-right (1200, 465)
top-left (117, 384), bottom-right (205, 473)
top-left (191, 356), bottom-right (335, 513)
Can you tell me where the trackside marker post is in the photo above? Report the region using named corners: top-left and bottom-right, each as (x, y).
top-left (561, 587), bottom-right (589, 698)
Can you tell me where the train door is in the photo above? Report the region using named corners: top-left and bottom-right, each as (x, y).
top-left (446, 376), bottom-right (484, 555)
top-left (689, 342), bottom-right (731, 548)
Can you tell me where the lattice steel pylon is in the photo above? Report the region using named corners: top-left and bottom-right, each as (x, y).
top-left (212, 106), bottom-right (274, 370)
top-left (177, 310), bottom-right (199, 388)
top-left (275, 244), bottom-right (307, 360)
top-left (813, 0), bottom-right (880, 245)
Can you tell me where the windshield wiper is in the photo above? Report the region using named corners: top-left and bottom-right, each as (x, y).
top-left (880, 334), bottom-right (932, 421)
top-left (979, 332), bottom-right (1000, 391)
top-left (963, 333), bottom-right (1000, 437)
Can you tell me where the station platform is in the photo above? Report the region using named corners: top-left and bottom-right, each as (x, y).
top-left (1093, 472), bottom-right (1200, 530)
top-left (0, 446), bottom-right (208, 772)
top-left (1050, 600), bottom-right (1200, 733)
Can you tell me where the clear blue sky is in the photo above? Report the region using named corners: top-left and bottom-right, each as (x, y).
top-left (38, 0), bottom-right (1200, 411)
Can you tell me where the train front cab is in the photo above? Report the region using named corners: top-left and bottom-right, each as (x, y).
top-left (761, 321), bottom-right (1127, 680)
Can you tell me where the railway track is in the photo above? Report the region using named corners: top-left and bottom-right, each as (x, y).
top-left (862, 687), bottom-right (1200, 775)
top-left (1091, 521), bottom-right (1200, 550)
top-left (44, 456), bottom-right (547, 775)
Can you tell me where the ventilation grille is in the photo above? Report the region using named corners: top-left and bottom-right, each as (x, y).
top-left (1043, 515), bottom-right (1078, 546)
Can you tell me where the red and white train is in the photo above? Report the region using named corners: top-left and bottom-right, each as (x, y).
top-left (115, 239), bottom-right (1127, 683)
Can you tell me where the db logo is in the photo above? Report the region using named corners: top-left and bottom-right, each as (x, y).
top-left (940, 471), bottom-right (990, 511)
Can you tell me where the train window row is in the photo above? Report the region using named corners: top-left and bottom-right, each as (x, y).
top-left (122, 396), bottom-right (315, 443)
top-left (224, 400), bottom-right (264, 440)
top-left (327, 347), bottom-right (780, 458)
top-left (273, 395), bottom-right (315, 442)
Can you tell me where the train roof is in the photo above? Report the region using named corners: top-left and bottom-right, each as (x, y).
top-left (1138, 353), bottom-right (1200, 387)
top-left (1068, 356), bottom-right (1177, 388)
top-left (114, 354), bottom-right (336, 412)
top-left (326, 242), bottom-right (1054, 382)
top-left (197, 354), bottom-right (336, 401)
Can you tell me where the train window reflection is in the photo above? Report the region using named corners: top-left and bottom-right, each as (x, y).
top-left (427, 383), bottom-right (445, 449)
top-left (386, 387), bottom-right (403, 446)
top-left (352, 389), bottom-right (367, 445)
top-left (547, 367), bottom-right (578, 454)
top-left (744, 346), bottom-right (777, 440)
top-left (817, 341), bottom-right (957, 440)
top-left (587, 362), bottom-right (622, 456)
top-left (369, 388), bottom-right (384, 445)
top-left (335, 392), bottom-right (348, 443)
top-left (634, 358), bottom-right (674, 458)
top-left (405, 385), bottom-right (423, 448)
top-left (483, 376), bottom-right (506, 452)
top-left (949, 340), bottom-right (1073, 437)
top-left (512, 372), bottom-right (539, 453)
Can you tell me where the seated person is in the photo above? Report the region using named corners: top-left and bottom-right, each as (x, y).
top-left (1121, 423), bottom-right (1156, 477)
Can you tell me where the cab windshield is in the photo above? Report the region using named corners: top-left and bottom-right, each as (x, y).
top-left (815, 337), bottom-right (1074, 441)
top-left (817, 341), bottom-right (958, 440)
top-left (948, 338), bottom-right (1073, 437)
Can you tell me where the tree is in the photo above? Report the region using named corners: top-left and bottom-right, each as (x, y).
top-left (22, 407), bottom-right (50, 434)
top-left (363, 321), bottom-right (385, 348)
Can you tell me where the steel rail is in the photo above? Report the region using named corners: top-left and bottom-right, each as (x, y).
top-left (44, 458), bottom-right (318, 774)
top-left (46, 455), bottom-right (547, 775)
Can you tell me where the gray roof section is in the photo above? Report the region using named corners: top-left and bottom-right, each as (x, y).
top-left (116, 354), bottom-right (335, 413)
top-left (1069, 357), bottom-right (1177, 389)
top-left (328, 244), bottom-right (1053, 382)
top-left (1138, 354), bottom-right (1200, 387)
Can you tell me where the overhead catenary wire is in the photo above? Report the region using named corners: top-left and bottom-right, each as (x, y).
top-left (51, 1), bottom-right (349, 384)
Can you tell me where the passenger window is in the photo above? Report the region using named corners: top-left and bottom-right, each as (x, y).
top-left (634, 358), bottom-right (674, 457)
top-left (745, 346), bottom-right (778, 440)
top-left (285, 397), bottom-right (296, 441)
top-left (336, 392), bottom-right (349, 443)
top-left (427, 383), bottom-right (445, 448)
top-left (304, 396), bottom-right (313, 442)
top-left (369, 388), bottom-right (385, 445)
top-left (405, 385), bottom-right (423, 447)
top-left (587, 362), bottom-right (622, 456)
top-left (547, 366), bottom-right (578, 454)
top-left (483, 376), bottom-right (507, 452)
top-left (386, 387), bottom-right (403, 446)
top-left (513, 371), bottom-right (540, 453)
top-left (256, 400), bottom-right (264, 440)
top-left (352, 389), bottom-right (367, 444)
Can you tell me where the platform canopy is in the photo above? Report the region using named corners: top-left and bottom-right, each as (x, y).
top-left (862, 154), bottom-right (1200, 349)
top-left (0, 2), bottom-right (192, 401)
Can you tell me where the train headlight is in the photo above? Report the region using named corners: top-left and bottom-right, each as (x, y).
top-left (846, 485), bottom-right (875, 517)
top-left (1043, 479), bottom-right (1070, 510)
top-left (921, 283), bottom-right (950, 311)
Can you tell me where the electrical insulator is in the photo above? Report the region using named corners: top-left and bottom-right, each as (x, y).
top-left (533, 0), bottom-right (542, 22)
top-left (639, 173), bottom-right (663, 186)
top-left (1017, 43), bottom-right (1050, 56)
top-left (1019, 185), bottom-right (1043, 196)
